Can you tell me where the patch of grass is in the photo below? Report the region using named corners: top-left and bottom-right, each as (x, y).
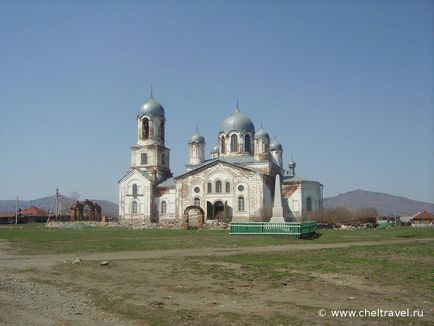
top-left (213, 242), bottom-right (434, 290)
top-left (0, 223), bottom-right (432, 255)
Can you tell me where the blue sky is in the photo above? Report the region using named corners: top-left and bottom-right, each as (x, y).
top-left (1, 0), bottom-right (433, 203)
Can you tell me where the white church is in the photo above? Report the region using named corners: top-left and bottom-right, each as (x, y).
top-left (118, 93), bottom-right (323, 223)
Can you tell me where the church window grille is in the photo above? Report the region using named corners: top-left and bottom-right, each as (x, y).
top-left (215, 180), bottom-right (222, 193)
top-left (237, 185), bottom-right (244, 192)
top-left (194, 197), bottom-right (201, 207)
top-left (132, 184), bottom-right (138, 198)
top-left (306, 197), bottom-right (312, 212)
top-left (194, 186), bottom-right (200, 193)
top-left (225, 182), bottom-right (230, 193)
top-left (238, 196), bottom-right (245, 211)
top-left (207, 182), bottom-right (212, 193)
top-left (141, 153), bottom-right (148, 165)
top-left (230, 134), bottom-right (238, 152)
top-left (161, 201), bottom-right (167, 214)
top-left (131, 201), bottom-right (138, 214)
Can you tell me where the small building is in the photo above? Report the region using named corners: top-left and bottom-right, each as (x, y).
top-left (0, 210), bottom-right (22, 224)
top-left (21, 206), bottom-right (49, 223)
top-left (410, 210), bottom-right (433, 227)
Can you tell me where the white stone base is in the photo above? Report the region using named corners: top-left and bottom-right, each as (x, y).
top-left (270, 216), bottom-right (285, 223)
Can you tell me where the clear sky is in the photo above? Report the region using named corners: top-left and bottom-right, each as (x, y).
top-left (1, 0), bottom-right (433, 204)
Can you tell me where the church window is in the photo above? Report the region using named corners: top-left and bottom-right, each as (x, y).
top-left (194, 186), bottom-right (200, 193)
top-left (306, 197), bottom-right (312, 211)
top-left (221, 137), bottom-right (226, 154)
top-left (142, 118), bottom-right (149, 139)
top-left (161, 201), bottom-right (167, 214)
top-left (207, 182), bottom-right (212, 193)
top-left (264, 143), bottom-right (269, 153)
top-left (238, 196), bottom-right (245, 211)
top-left (215, 180), bottom-right (222, 193)
top-left (161, 154), bottom-right (165, 166)
top-left (132, 184), bottom-right (138, 198)
top-left (141, 153), bottom-right (148, 165)
top-left (230, 134), bottom-right (238, 152)
top-left (244, 135), bottom-right (251, 153)
top-left (194, 197), bottom-right (201, 207)
top-left (131, 201), bottom-right (138, 214)
top-left (225, 182), bottom-right (230, 193)
top-left (237, 185), bottom-right (244, 192)
top-left (160, 120), bottom-right (165, 140)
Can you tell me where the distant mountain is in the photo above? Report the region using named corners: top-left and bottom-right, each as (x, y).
top-left (324, 189), bottom-right (434, 216)
top-left (0, 195), bottom-right (118, 217)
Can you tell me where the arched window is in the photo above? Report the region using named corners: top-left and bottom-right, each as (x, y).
top-left (230, 134), bottom-right (238, 152)
top-left (161, 154), bottom-right (165, 166)
top-left (161, 201), bottom-right (167, 214)
top-left (215, 180), bottom-right (222, 193)
top-left (141, 153), bottom-right (148, 165)
top-left (160, 120), bottom-right (165, 140)
top-left (142, 118), bottom-right (149, 139)
top-left (194, 197), bottom-right (200, 207)
top-left (244, 134), bottom-right (251, 153)
top-left (225, 182), bottom-right (230, 193)
top-left (131, 201), bottom-right (138, 214)
top-left (264, 144), bottom-right (270, 153)
top-left (221, 137), bottom-right (226, 154)
top-left (132, 184), bottom-right (138, 198)
top-left (306, 197), bottom-right (312, 211)
top-left (207, 182), bottom-right (212, 193)
top-left (238, 196), bottom-right (245, 211)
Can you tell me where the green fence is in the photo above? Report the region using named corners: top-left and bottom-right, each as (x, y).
top-left (229, 221), bottom-right (316, 238)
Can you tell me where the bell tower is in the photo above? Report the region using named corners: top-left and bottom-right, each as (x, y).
top-left (131, 90), bottom-right (171, 180)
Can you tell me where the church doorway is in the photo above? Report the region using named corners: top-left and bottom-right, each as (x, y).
top-left (214, 201), bottom-right (224, 221)
top-left (213, 201), bottom-right (232, 222)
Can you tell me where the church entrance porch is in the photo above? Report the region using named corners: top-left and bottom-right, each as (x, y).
top-left (207, 200), bottom-right (232, 223)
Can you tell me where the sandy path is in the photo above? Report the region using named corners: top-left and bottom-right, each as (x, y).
top-left (1, 237), bottom-right (432, 269)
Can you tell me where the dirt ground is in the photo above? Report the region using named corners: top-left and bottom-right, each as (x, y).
top-left (0, 238), bottom-right (433, 325)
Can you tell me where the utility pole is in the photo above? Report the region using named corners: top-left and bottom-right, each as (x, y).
top-left (15, 196), bottom-right (18, 224)
top-left (55, 188), bottom-right (59, 221)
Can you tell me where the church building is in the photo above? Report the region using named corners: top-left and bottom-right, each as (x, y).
top-left (118, 94), bottom-right (323, 222)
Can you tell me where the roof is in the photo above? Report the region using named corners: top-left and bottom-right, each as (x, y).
top-left (137, 96), bottom-right (165, 118)
top-left (21, 206), bottom-right (48, 217)
top-left (411, 210), bottom-right (433, 220)
top-left (156, 177), bottom-right (176, 188)
top-left (189, 131), bottom-right (205, 144)
top-left (219, 107), bottom-right (255, 134)
top-left (175, 157), bottom-right (258, 180)
top-left (118, 168), bottom-right (153, 184)
top-left (270, 137), bottom-right (282, 151)
top-left (254, 128), bottom-right (270, 140)
top-left (282, 175), bottom-right (322, 185)
top-left (0, 211), bottom-right (20, 218)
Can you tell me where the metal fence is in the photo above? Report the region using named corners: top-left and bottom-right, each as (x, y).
top-left (229, 221), bottom-right (316, 238)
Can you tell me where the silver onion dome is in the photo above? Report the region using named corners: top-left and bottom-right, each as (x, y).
top-left (189, 131), bottom-right (205, 144)
top-left (137, 96), bottom-right (165, 118)
top-left (219, 107), bottom-right (255, 134)
top-left (254, 127), bottom-right (270, 140)
top-left (270, 137), bottom-right (282, 151)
